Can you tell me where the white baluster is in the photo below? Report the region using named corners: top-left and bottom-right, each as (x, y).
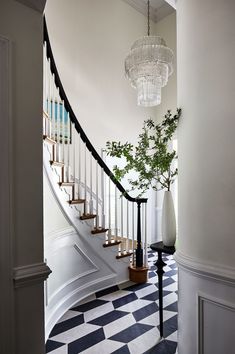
top-left (126, 201), bottom-right (129, 252)
top-left (108, 178), bottom-right (111, 242)
top-left (96, 162), bottom-right (99, 228)
top-left (101, 149), bottom-right (105, 229)
top-left (132, 203), bottom-right (135, 265)
top-left (115, 186), bottom-right (118, 242)
top-left (67, 113), bottom-right (71, 182)
top-left (144, 203), bottom-right (148, 267)
top-left (43, 43), bottom-right (46, 134)
top-left (89, 153), bottom-right (93, 213)
top-left (84, 144), bottom-right (87, 214)
top-left (56, 95), bottom-right (60, 161)
top-left (121, 196), bottom-right (124, 253)
top-left (78, 134), bottom-right (82, 198)
top-left (72, 123), bottom-right (76, 200)
top-left (48, 58), bottom-right (52, 138)
top-left (52, 74), bottom-right (56, 142)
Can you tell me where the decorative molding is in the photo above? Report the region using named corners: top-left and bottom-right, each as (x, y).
top-left (0, 35), bottom-right (15, 354)
top-left (197, 292), bottom-right (235, 354)
top-left (45, 273), bottom-right (118, 339)
top-left (121, 0), bottom-right (175, 23)
top-left (175, 250), bottom-right (235, 285)
top-left (14, 262), bottom-right (52, 288)
top-left (15, 0), bottom-right (46, 13)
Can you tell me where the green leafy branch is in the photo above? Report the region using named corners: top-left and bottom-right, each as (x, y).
top-left (106, 108), bottom-right (182, 196)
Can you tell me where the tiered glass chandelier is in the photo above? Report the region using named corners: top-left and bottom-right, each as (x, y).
top-left (125, 0), bottom-right (174, 107)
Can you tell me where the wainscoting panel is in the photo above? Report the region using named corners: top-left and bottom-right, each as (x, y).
top-left (198, 294), bottom-right (235, 354)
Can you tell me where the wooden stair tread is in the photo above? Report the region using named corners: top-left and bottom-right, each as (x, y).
top-left (59, 182), bottom-right (74, 187)
top-left (43, 135), bottom-right (56, 145)
top-left (91, 228), bottom-right (109, 235)
top-left (50, 160), bottom-right (64, 167)
top-left (80, 214), bottom-right (96, 220)
top-left (103, 240), bottom-right (121, 248)
top-left (69, 199), bottom-right (85, 205)
top-left (116, 251), bottom-right (133, 259)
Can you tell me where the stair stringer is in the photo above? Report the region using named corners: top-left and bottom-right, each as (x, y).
top-left (43, 143), bottom-right (130, 339)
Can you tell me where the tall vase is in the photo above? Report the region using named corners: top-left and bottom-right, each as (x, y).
top-left (162, 190), bottom-right (176, 247)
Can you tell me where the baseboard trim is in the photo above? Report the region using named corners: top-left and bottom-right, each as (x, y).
top-left (45, 273), bottom-right (124, 339)
top-left (14, 262), bottom-right (52, 288)
top-left (175, 250), bottom-right (235, 285)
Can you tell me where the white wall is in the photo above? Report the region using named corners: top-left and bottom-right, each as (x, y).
top-left (45, 1), bottom-right (177, 246)
top-left (155, 11), bottom-right (177, 121)
top-left (0, 1), bottom-right (47, 353)
top-left (45, 0), bottom-right (157, 151)
top-left (176, 0), bottom-right (235, 352)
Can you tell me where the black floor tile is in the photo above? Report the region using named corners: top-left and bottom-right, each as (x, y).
top-left (72, 299), bottom-right (108, 312)
top-left (46, 340), bottom-right (65, 353)
top-left (143, 339), bottom-right (177, 354)
top-left (68, 328), bottom-right (105, 354)
top-left (96, 285), bottom-right (119, 298)
top-left (110, 323), bottom-right (154, 343)
top-left (113, 292), bottom-right (138, 309)
top-left (111, 345), bottom-right (130, 353)
top-left (49, 314), bottom-right (84, 338)
top-left (159, 315), bottom-right (177, 338)
top-left (133, 302), bottom-right (158, 322)
top-left (141, 290), bottom-right (171, 302)
top-left (164, 301), bottom-right (178, 312)
top-left (88, 310), bottom-right (128, 326)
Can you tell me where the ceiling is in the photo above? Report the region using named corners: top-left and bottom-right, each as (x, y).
top-left (122, 0), bottom-right (176, 23)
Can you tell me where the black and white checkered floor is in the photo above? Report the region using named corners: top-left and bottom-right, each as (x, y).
top-left (46, 251), bottom-right (178, 354)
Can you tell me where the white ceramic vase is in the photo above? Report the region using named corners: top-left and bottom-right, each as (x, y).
top-left (161, 190), bottom-right (176, 247)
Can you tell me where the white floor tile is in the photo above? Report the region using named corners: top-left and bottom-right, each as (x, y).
top-left (117, 299), bottom-right (151, 313)
top-left (80, 339), bottom-right (124, 354)
top-left (147, 275), bottom-right (159, 284)
top-left (163, 293), bottom-right (178, 307)
top-left (84, 302), bottom-right (114, 322)
top-left (135, 284), bottom-right (157, 299)
top-left (100, 290), bottom-right (132, 302)
top-left (50, 323), bottom-right (100, 344)
top-left (138, 313), bottom-right (160, 327)
top-left (164, 282), bottom-right (178, 292)
top-left (166, 330), bottom-right (178, 342)
top-left (49, 345), bottom-right (68, 354)
top-left (128, 327), bottom-right (161, 354)
top-left (57, 310), bottom-right (81, 323)
top-left (104, 313), bottom-right (136, 338)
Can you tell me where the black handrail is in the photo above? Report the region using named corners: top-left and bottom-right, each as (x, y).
top-left (43, 17), bottom-right (147, 204)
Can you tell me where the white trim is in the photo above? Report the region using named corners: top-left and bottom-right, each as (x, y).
top-left (197, 292), bottom-right (235, 354)
top-left (45, 273), bottom-right (118, 339)
top-left (47, 243), bottom-right (99, 304)
top-left (15, 0), bottom-right (46, 13)
top-left (175, 250), bottom-right (235, 285)
top-left (14, 262), bottom-right (52, 288)
top-left (0, 35), bottom-right (15, 354)
top-left (121, 0), bottom-right (175, 22)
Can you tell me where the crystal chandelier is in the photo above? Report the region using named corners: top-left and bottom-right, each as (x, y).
top-left (125, 0), bottom-right (174, 107)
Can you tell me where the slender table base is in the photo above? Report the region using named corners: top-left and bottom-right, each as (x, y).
top-left (150, 242), bottom-right (175, 338)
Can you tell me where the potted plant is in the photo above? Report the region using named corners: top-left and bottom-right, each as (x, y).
top-left (106, 108), bottom-right (181, 247)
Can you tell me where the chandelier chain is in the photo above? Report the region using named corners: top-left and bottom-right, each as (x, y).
top-left (147, 0), bottom-right (150, 36)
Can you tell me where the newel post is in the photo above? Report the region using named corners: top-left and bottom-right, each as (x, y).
top-left (136, 200), bottom-right (143, 267)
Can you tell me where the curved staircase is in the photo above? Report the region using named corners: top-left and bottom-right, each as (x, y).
top-left (43, 19), bottom-right (149, 339)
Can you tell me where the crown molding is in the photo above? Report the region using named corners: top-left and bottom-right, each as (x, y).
top-left (175, 250), bottom-right (235, 286)
top-left (15, 0), bottom-right (46, 13)
top-left (14, 262), bottom-right (52, 288)
top-left (121, 0), bottom-right (175, 23)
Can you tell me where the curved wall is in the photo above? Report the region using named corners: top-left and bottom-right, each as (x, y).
top-left (177, 0), bottom-right (235, 352)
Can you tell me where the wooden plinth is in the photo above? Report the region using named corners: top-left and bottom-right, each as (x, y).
top-left (129, 265), bottom-right (149, 283)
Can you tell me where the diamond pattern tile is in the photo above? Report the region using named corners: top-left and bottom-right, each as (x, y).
top-left (46, 251), bottom-right (178, 353)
